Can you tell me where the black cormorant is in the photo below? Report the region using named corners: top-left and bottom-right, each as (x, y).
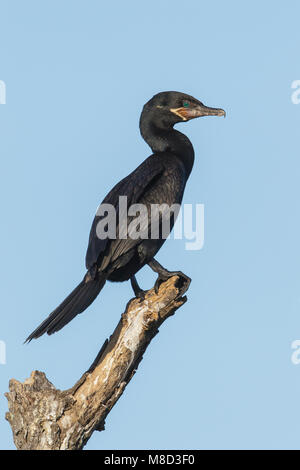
top-left (26, 91), bottom-right (225, 341)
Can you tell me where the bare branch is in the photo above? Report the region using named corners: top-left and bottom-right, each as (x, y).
top-left (5, 275), bottom-right (190, 450)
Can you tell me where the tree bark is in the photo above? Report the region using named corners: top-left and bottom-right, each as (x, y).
top-left (5, 275), bottom-right (190, 450)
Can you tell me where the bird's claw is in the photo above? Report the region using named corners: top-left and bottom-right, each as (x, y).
top-left (154, 271), bottom-right (191, 295)
top-left (154, 276), bottom-right (165, 294)
top-left (175, 271), bottom-right (191, 288)
top-left (136, 289), bottom-right (146, 302)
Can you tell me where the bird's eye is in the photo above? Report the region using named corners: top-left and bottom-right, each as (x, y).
top-left (183, 101), bottom-right (190, 108)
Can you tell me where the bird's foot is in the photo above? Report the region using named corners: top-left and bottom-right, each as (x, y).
top-left (154, 270), bottom-right (191, 295)
top-left (130, 275), bottom-right (147, 302)
top-left (135, 288), bottom-right (147, 302)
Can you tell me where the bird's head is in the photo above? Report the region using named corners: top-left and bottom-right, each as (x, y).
top-left (141, 91), bottom-right (226, 128)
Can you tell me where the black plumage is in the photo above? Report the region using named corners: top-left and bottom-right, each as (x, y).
top-left (26, 91), bottom-right (225, 341)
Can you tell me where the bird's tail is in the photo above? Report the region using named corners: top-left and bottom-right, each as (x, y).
top-left (25, 272), bottom-right (106, 342)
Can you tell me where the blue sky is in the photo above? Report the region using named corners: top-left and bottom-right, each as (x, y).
top-left (1, 0), bottom-right (300, 450)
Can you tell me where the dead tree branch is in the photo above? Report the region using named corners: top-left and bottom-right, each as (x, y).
top-left (5, 275), bottom-right (190, 450)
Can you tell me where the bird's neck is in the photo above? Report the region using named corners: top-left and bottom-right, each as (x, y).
top-left (140, 120), bottom-right (195, 178)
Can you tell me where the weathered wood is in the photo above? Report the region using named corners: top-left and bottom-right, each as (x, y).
top-left (5, 275), bottom-right (190, 450)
